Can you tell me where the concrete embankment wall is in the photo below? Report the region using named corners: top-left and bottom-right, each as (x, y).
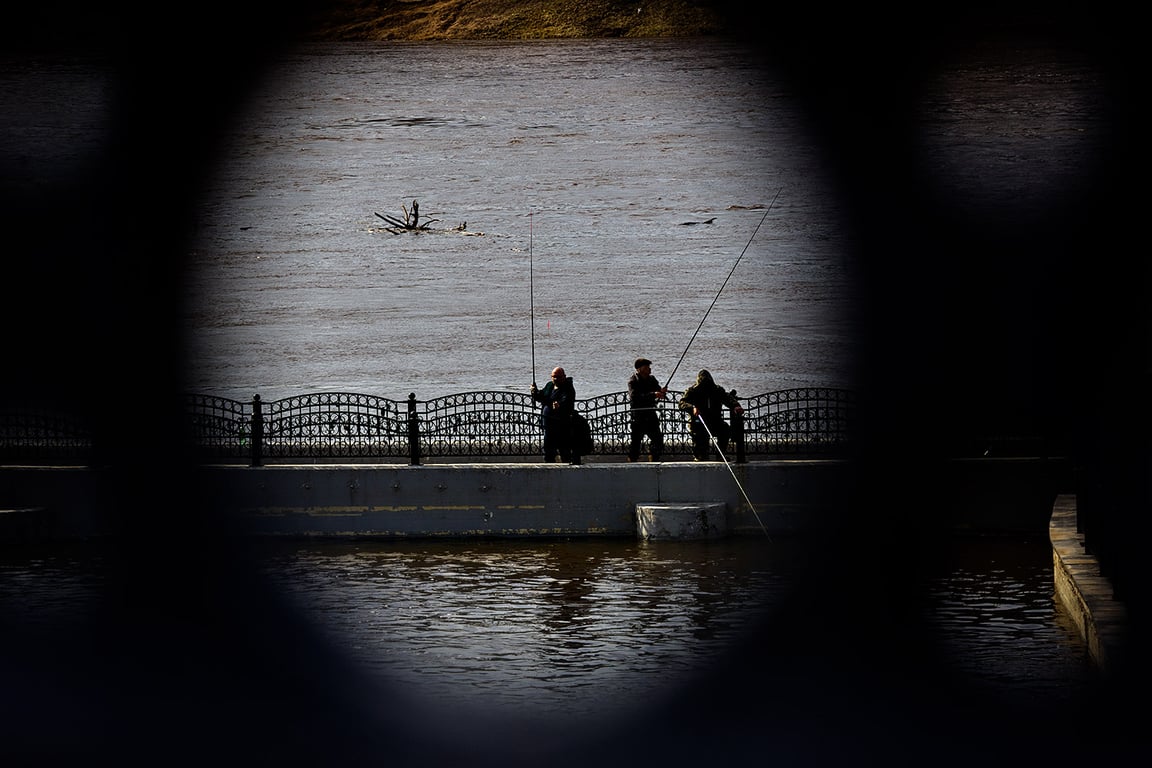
top-left (198, 460), bottom-right (857, 537)
top-left (2, 457), bottom-right (1062, 540)
top-left (0, 466), bottom-right (108, 541)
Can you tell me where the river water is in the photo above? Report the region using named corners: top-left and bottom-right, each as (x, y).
top-left (175, 37), bottom-right (1108, 407)
top-left (249, 534), bottom-right (1099, 721)
top-left (180, 38), bottom-right (861, 402)
top-left (0, 534), bottom-right (1100, 744)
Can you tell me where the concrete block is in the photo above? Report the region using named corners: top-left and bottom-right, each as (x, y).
top-left (636, 502), bottom-right (728, 540)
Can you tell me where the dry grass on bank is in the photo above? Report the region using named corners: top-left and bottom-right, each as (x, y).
top-left (304, 0), bottom-right (735, 41)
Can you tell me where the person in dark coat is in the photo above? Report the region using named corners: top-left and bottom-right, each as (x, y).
top-left (678, 368), bottom-right (744, 461)
top-left (531, 366), bottom-right (578, 463)
top-left (627, 357), bottom-right (667, 462)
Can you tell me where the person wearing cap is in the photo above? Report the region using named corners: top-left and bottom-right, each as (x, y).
top-left (627, 357), bottom-right (667, 462)
top-left (531, 366), bottom-right (578, 463)
top-left (678, 369), bottom-right (744, 461)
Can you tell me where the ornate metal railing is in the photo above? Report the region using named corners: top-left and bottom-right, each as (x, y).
top-left (0, 406), bottom-right (93, 464)
top-left (741, 388), bottom-right (856, 453)
top-left (186, 393), bottom-right (251, 461)
top-left (263, 392), bottom-right (408, 461)
top-left (1, 388), bottom-right (857, 466)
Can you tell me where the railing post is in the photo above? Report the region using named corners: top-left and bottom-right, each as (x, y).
top-left (731, 389), bottom-right (745, 463)
top-left (407, 393), bottom-right (421, 465)
top-left (250, 394), bottom-right (264, 467)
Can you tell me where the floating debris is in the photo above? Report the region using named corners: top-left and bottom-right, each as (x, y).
top-left (374, 199), bottom-right (440, 233)
top-left (373, 200), bottom-right (483, 235)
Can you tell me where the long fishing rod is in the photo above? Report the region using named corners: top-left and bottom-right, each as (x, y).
top-left (529, 211), bottom-right (536, 388)
top-left (695, 415), bottom-right (770, 539)
top-left (666, 188), bottom-right (783, 389)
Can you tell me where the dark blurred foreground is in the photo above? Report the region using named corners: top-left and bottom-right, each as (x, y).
top-left (2, 3), bottom-right (1148, 764)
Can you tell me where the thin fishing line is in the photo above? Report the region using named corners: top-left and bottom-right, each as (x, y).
top-left (666, 188), bottom-right (783, 389)
top-left (529, 211), bottom-right (536, 386)
top-left (695, 415), bottom-right (770, 539)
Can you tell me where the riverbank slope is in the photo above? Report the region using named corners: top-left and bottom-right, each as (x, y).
top-left (302, 0), bottom-right (738, 41)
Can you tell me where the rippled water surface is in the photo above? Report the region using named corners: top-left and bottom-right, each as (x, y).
top-left (919, 535), bottom-right (1098, 705)
top-left (0, 534), bottom-right (1099, 731)
top-left (252, 536), bottom-right (807, 724)
top-left (248, 534), bottom-right (1099, 726)
top-left (182, 39), bottom-right (860, 401)
top-left (4, 40), bottom-right (1102, 406)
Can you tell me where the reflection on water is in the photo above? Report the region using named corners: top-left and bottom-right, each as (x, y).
top-left (0, 534), bottom-right (1100, 733)
top-left (245, 534), bottom-right (1099, 725)
top-left (921, 535), bottom-right (1099, 706)
top-left (0, 543), bottom-right (107, 639)
top-left (252, 537), bottom-right (810, 724)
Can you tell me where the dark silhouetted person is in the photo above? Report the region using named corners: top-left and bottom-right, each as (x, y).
top-left (627, 357), bottom-right (666, 462)
top-left (678, 368), bottom-right (743, 461)
top-left (531, 366), bottom-right (578, 463)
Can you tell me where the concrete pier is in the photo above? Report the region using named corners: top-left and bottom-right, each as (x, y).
top-left (636, 502), bottom-right (728, 540)
top-left (197, 461), bottom-right (851, 538)
top-left (1050, 494), bottom-right (1130, 677)
top-left (0, 457), bottom-right (1063, 540)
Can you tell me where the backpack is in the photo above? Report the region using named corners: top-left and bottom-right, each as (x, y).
top-left (571, 412), bottom-right (594, 455)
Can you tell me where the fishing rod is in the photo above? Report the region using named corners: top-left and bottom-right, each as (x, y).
top-left (665, 188), bottom-right (783, 390)
top-left (529, 211), bottom-right (536, 388)
top-left (695, 415), bottom-right (770, 539)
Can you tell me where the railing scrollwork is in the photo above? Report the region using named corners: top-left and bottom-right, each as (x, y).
top-left (1, 387), bottom-right (857, 466)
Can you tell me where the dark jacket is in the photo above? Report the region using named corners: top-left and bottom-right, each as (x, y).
top-left (532, 376), bottom-right (576, 423)
top-left (627, 372), bottom-right (663, 415)
top-left (678, 369), bottom-right (740, 430)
